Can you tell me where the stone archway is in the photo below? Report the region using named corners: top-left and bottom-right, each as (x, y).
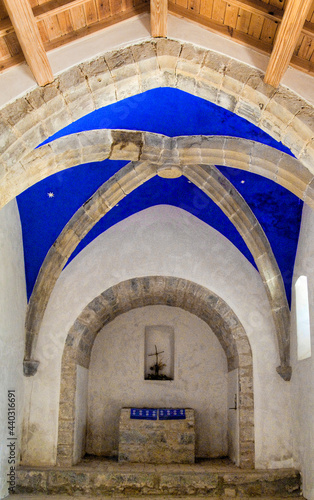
top-left (0, 40), bottom-right (313, 208)
top-left (57, 276), bottom-right (254, 469)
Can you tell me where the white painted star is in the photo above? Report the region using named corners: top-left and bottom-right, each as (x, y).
top-left (47, 192), bottom-right (54, 198)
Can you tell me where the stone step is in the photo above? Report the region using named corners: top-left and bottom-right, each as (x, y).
top-left (10, 496), bottom-right (305, 500)
top-left (15, 458), bottom-right (302, 497)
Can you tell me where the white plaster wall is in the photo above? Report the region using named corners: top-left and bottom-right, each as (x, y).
top-left (73, 365), bottom-right (89, 464)
top-left (291, 204), bottom-right (314, 500)
top-left (23, 205), bottom-right (292, 468)
top-left (87, 305), bottom-right (228, 458)
top-left (0, 200), bottom-right (27, 499)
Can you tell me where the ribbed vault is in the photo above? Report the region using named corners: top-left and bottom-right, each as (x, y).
top-left (24, 161), bottom-right (290, 380)
top-left (57, 276), bottom-right (254, 468)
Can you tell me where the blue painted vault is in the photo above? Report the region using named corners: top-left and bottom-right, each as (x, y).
top-left (17, 88), bottom-right (303, 306)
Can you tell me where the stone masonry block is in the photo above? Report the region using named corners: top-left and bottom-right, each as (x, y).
top-left (115, 75), bottom-right (141, 101)
top-left (269, 87), bottom-right (304, 120)
top-left (261, 88), bottom-right (303, 144)
top-left (140, 131), bottom-right (171, 163)
top-left (82, 190), bottom-right (110, 223)
top-left (70, 207), bottom-right (94, 240)
top-left (43, 106), bottom-right (73, 139)
top-left (202, 50), bottom-right (229, 75)
top-left (132, 41), bottom-right (158, 78)
top-left (48, 133), bottom-right (81, 155)
top-left (79, 128), bottom-right (112, 155)
top-left (2, 136), bottom-right (31, 170)
top-left (180, 43), bottom-right (207, 64)
top-left (245, 69), bottom-right (276, 102)
top-left (282, 124), bottom-right (308, 159)
top-left (236, 98), bottom-right (262, 125)
top-left (110, 130), bottom-right (143, 161)
top-left (198, 135), bottom-right (225, 162)
top-left (177, 44), bottom-right (206, 79)
top-left (222, 59), bottom-right (251, 96)
top-left (58, 66), bottom-right (85, 92)
top-left (1, 96), bottom-right (33, 128)
top-left (87, 77), bottom-right (116, 110)
top-left (176, 73), bottom-right (197, 95)
top-left (105, 46), bottom-right (135, 72)
top-left (195, 79), bottom-right (219, 103)
top-left (133, 161), bottom-right (157, 182)
top-left (111, 288), bottom-right (133, 315)
top-left (156, 38), bottom-right (182, 71)
top-left (0, 116), bottom-right (18, 153)
top-left (304, 172), bottom-right (314, 208)
top-left (66, 91), bottom-right (95, 122)
top-left (176, 135), bottom-right (203, 164)
top-left (15, 470), bottom-right (47, 494)
top-left (288, 105), bottom-right (314, 144)
top-left (278, 151), bottom-right (312, 186)
top-left (300, 139), bottom-right (314, 178)
top-left (264, 276), bottom-right (289, 311)
top-left (78, 305), bottom-right (104, 330)
top-left (217, 89), bottom-right (237, 112)
top-left (224, 135), bottom-right (255, 158)
top-left (53, 227), bottom-right (79, 259)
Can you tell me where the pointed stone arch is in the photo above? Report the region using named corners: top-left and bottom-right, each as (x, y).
top-left (6, 130), bottom-right (314, 211)
top-left (0, 39), bottom-right (313, 208)
top-left (57, 276), bottom-right (254, 469)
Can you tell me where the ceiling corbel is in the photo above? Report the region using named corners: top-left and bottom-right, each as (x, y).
top-left (264, 0), bottom-right (313, 88)
top-left (150, 0), bottom-right (167, 37)
top-left (3, 0), bottom-right (54, 86)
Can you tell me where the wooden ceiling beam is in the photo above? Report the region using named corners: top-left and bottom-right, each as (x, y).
top-left (3, 0), bottom-right (54, 86)
top-left (264, 0), bottom-right (313, 88)
top-left (150, 0), bottom-right (167, 37)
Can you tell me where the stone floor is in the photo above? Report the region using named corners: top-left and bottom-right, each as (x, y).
top-left (14, 457), bottom-right (302, 497)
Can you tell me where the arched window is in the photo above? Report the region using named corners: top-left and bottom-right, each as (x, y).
top-left (295, 276), bottom-right (311, 361)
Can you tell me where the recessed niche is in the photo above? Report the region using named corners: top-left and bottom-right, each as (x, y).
top-left (144, 325), bottom-right (174, 380)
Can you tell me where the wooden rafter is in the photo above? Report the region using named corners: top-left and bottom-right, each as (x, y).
top-left (264, 0), bottom-right (313, 87)
top-left (3, 0), bottom-right (53, 86)
top-left (33, 0), bottom-right (89, 21)
top-left (150, 0), bottom-right (167, 37)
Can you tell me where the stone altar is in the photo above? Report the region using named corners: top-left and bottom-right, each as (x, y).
top-left (118, 408), bottom-right (195, 463)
